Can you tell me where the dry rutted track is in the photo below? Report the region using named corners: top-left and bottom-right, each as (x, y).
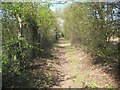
top-left (52, 38), bottom-right (118, 88)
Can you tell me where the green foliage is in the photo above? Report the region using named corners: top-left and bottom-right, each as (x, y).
top-left (64, 2), bottom-right (119, 65)
top-left (2, 2), bottom-right (58, 87)
top-left (92, 81), bottom-right (99, 88)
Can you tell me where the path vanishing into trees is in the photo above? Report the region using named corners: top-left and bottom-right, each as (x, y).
top-left (2, 2), bottom-right (120, 88)
top-left (32, 38), bottom-right (119, 88)
top-left (3, 37), bottom-right (119, 88)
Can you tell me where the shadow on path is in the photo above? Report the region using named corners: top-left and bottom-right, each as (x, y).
top-left (6, 38), bottom-right (119, 88)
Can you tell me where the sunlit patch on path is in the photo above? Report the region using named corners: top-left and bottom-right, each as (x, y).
top-left (52, 38), bottom-right (118, 88)
top-left (57, 43), bottom-right (71, 47)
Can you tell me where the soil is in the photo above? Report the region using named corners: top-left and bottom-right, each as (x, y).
top-left (32, 38), bottom-right (119, 88)
top-left (52, 38), bottom-right (119, 88)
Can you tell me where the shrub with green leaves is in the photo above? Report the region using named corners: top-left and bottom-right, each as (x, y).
top-left (2, 2), bottom-right (59, 87)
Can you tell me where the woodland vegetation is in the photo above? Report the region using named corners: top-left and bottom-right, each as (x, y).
top-left (2, 2), bottom-right (60, 87)
top-left (2, 1), bottom-right (120, 88)
top-left (64, 2), bottom-right (120, 67)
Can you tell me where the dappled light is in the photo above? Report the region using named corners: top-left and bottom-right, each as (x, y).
top-left (2, 1), bottom-right (120, 89)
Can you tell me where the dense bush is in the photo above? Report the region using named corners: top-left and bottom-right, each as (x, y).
top-left (64, 2), bottom-right (120, 65)
top-left (2, 2), bottom-right (59, 87)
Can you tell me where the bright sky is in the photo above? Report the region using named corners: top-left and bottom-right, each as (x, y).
top-left (49, 3), bottom-right (68, 12)
top-left (41, 0), bottom-right (118, 12)
top-left (41, 0), bottom-right (72, 12)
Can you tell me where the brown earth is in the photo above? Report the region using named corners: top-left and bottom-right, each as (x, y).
top-left (32, 38), bottom-right (119, 88)
top-left (52, 38), bottom-right (119, 88)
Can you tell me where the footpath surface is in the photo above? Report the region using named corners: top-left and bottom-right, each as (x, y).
top-left (52, 38), bottom-right (118, 88)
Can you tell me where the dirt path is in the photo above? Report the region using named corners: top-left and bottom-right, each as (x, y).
top-left (52, 38), bottom-right (118, 88)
